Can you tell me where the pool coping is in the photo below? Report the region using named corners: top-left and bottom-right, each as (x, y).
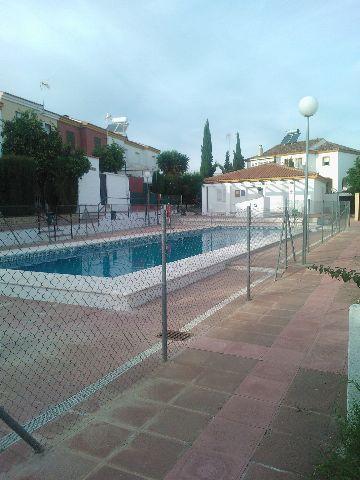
top-left (0, 225), bottom-right (292, 311)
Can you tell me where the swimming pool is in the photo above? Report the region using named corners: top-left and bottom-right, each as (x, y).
top-left (1, 226), bottom-right (280, 278)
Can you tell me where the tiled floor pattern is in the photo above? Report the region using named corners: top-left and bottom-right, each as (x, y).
top-left (2, 225), bottom-right (359, 479)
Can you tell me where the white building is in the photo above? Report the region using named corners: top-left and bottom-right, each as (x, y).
top-left (247, 139), bottom-right (360, 192)
top-left (78, 157), bottom-right (101, 206)
top-left (107, 124), bottom-right (160, 181)
top-left (202, 163), bottom-right (330, 215)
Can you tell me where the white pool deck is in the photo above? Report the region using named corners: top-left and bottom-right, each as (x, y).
top-left (0, 225), bottom-right (288, 311)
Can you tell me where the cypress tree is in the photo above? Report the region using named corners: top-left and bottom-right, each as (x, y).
top-left (233, 132), bottom-right (245, 170)
top-left (200, 119), bottom-right (214, 177)
top-left (224, 150), bottom-right (232, 172)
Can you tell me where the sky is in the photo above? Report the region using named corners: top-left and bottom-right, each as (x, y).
top-left (1, 0), bottom-right (360, 170)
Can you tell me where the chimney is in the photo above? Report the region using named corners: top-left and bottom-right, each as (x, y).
top-left (258, 144), bottom-right (263, 156)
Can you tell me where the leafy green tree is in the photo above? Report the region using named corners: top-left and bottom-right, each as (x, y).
top-left (1, 110), bottom-right (90, 206)
top-left (151, 171), bottom-right (202, 205)
top-left (232, 132), bottom-right (245, 170)
top-left (181, 173), bottom-right (202, 205)
top-left (224, 150), bottom-right (232, 172)
top-left (157, 150), bottom-right (189, 175)
top-left (200, 119), bottom-right (215, 178)
top-left (0, 155), bottom-right (37, 206)
top-left (2, 111), bottom-right (53, 158)
top-left (346, 157), bottom-right (360, 193)
top-left (94, 142), bottom-right (125, 173)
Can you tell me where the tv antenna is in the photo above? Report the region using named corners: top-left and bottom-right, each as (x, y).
top-left (40, 81), bottom-right (50, 108)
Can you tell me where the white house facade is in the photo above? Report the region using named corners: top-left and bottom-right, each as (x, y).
top-left (107, 130), bottom-right (159, 182)
top-left (247, 139), bottom-right (360, 193)
top-left (78, 157), bottom-right (101, 206)
top-left (202, 163), bottom-right (330, 215)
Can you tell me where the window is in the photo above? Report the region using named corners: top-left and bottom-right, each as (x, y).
top-left (66, 130), bottom-right (75, 148)
top-left (241, 190), bottom-right (246, 196)
top-left (43, 122), bottom-right (51, 134)
top-left (94, 137), bottom-right (101, 149)
top-left (15, 111), bottom-right (21, 118)
top-left (322, 156), bottom-right (330, 166)
top-left (216, 188), bottom-right (226, 202)
top-left (235, 190), bottom-right (240, 197)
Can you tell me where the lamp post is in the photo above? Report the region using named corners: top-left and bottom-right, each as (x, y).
top-left (299, 96), bottom-right (318, 264)
top-left (144, 170), bottom-right (151, 226)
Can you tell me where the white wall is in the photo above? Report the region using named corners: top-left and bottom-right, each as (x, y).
top-left (78, 157), bottom-right (101, 206)
top-left (203, 178), bottom-right (326, 214)
top-left (337, 152), bottom-right (358, 191)
top-left (314, 151), bottom-right (338, 190)
top-left (202, 184), bottom-right (227, 214)
top-left (247, 149), bottom-right (358, 193)
top-left (105, 172), bottom-right (130, 205)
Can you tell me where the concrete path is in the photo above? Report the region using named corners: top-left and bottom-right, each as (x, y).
top-left (2, 225), bottom-right (359, 479)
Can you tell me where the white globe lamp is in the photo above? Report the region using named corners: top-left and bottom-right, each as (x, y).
top-left (298, 96), bottom-right (318, 117)
top-left (298, 95), bottom-right (319, 265)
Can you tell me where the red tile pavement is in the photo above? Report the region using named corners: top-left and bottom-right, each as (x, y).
top-left (218, 395), bottom-right (278, 428)
top-left (235, 375), bottom-right (289, 404)
top-left (165, 448), bottom-right (247, 480)
top-left (3, 224), bottom-right (359, 479)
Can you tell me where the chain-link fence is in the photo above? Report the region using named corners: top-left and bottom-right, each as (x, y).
top-left (0, 198), bottom-right (350, 454)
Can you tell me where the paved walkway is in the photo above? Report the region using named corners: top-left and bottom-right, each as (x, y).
top-left (2, 225), bottom-right (359, 479)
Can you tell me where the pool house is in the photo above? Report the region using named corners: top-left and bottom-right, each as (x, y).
top-left (202, 163), bottom-right (331, 215)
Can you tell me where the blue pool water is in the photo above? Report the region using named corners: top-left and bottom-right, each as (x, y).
top-left (1, 226), bottom-right (279, 278)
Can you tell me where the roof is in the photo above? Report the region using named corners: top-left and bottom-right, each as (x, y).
top-left (1, 90), bottom-right (160, 153)
top-left (107, 129), bottom-right (160, 153)
top-left (204, 163), bottom-right (330, 184)
top-left (0, 91), bottom-right (60, 118)
top-left (248, 138), bottom-right (360, 160)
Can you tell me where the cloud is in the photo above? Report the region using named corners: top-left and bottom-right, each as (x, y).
top-left (1, 0), bottom-right (360, 170)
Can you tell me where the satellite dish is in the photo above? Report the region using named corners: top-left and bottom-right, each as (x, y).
top-left (105, 113), bottom-right (112, 124)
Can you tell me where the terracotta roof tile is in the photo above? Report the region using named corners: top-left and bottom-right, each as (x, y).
top-left (204, 163), bottom-right (330, 183)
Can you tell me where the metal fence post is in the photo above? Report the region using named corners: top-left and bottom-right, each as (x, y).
top-left (307, 198), bottom-right (310, 253)
top-left (70, 212), bottom-right (73, 239)
top-left (0, 406), bottom-right (44, 454)
top-left (321, 199), bottom-right (324, 243)
top-left (246, 205), bottom-right (251, 301)
top-left (161, 206), bottom-right (168, 361)
top-left (37, 212), bottom-right (41, 234)
top-left (348, 202), bottom-right (351, 228)
top-left (284, 198), bottom-right (288, 270)
top-left (331, 201), bottom-right (334, 236)
top-left (302, 199), bottom-right (307, 265)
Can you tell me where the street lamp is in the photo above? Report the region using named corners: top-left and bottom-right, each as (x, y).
top-left (299, 96), bottom-right (318, 264)
top-left (144, 170), bottom-right (151, 226)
